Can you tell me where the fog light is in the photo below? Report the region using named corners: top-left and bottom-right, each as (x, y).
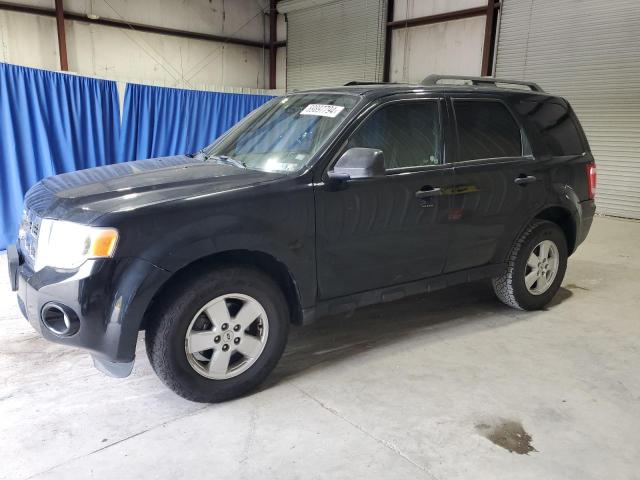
top-left (41, 303), bottom-right (80, 336)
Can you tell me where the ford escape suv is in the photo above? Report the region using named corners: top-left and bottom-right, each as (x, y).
top-left (7, 75), bottom-right (596, 402)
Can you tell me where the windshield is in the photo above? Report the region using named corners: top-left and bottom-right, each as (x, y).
top-left (204, 93), bottom-right (360, 173)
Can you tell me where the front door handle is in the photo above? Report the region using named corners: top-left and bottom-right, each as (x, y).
top-left (514, 175), bottom-right (537, 185)
top-left (415, 187), bottom-right (442, 199)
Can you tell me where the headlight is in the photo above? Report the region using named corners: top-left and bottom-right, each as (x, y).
top-left (34, 219), bottom-right (119, 271)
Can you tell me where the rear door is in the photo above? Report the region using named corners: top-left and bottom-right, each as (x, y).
top-left (315, 97), bottom-right (455, 299)
top-left (444, 96), bottom-right (546, 272)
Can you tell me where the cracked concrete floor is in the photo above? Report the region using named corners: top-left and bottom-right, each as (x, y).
top-left (1, 216), bottom-right (639, 480)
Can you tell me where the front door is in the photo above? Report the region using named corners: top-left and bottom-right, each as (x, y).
top-left (315, 98), bottom-right (455, 299)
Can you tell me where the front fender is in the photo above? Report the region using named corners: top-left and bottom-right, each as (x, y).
top-left (103, 257), bottom-right (172, 362)
top-left (105, 178), bottom-right (317, 312)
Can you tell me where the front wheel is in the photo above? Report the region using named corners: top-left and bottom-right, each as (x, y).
top-left (492, 220), bottom-right (568, 310)
top-left (145, 266), bottom-right (289, 402)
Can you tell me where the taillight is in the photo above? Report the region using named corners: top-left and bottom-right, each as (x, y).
top-left (586, 162), bottom-right (596, 200)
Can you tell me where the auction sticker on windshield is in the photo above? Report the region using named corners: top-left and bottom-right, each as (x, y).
top-left (300, 104), bottom-right (345, 118)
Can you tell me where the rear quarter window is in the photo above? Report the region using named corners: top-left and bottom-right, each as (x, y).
top-left (515, 100), bottom-right (585, 156)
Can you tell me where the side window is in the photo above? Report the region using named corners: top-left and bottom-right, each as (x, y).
top-left (453, 100), bottom-right (522, 161)
top-left (515, 100), bottom-right (585, 156)
top-left (347, 101), bottom-right (441, 169)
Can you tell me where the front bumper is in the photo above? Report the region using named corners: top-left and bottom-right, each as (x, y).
top-left (7, 244), bottom-right (20, 291)
top-left (9, 246), bottom-right (171, 377)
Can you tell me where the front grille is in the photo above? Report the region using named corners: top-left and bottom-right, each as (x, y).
top-left (18, 208), bottom-right (42, 267)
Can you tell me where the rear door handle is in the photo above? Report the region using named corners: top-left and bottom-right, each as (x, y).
top-left (514, 175), bottom-right (537, 185)
top-left (415, 187), bottom-right (442, 199)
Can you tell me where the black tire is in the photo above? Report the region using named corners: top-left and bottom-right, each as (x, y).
top-left (145, 265), bottom-right (289, 403)
top-left (492, 220), bottom-right (568, 310)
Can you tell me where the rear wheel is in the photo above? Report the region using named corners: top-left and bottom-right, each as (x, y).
top-left (145, 266), bottom-right (289, 402)
top-left (492, 220), bottom-right (568, 310)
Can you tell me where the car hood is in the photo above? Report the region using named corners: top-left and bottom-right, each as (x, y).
top-left (24, 155), bottom-right (284, 220)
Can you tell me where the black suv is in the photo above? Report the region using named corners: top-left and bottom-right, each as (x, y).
top-left (7, 75), bottom-right (596, 402)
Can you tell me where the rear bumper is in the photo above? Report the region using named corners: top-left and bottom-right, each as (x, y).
top-left (10, 247), bottom-right (171, 376)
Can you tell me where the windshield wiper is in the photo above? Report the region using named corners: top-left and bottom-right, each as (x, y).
top-left (206, 154), bottom-right (247, 169)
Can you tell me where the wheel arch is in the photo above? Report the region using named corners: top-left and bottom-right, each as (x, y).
top-left (533, 206), bottom-right (577, 255)
top-left (140, 249), bottom-right (304, 331)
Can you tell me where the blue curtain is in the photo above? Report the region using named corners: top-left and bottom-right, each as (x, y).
top-left (118, 84), bottom-right (274, 162)
top-left (0, 63), bottom-right (120, 249)
top-left (0, 65), bottom-right (273, 250)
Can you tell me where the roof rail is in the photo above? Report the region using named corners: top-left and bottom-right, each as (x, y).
top-left (421, 74), bottom-right (545, 93)
top-left (343, 81), bottom-right (394, 86)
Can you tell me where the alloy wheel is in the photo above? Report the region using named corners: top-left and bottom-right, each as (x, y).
top-left (524, 239), bottom-right (560, 295)
top-left (185, 293), bottom-right (269, 380)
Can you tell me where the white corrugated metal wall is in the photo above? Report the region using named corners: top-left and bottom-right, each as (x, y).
top-left (279, 0), bottom-right (387, 91)
top-left (389, 0), bottom-right (487, 83)
top-left (495, 0), bottom-right (640, 219)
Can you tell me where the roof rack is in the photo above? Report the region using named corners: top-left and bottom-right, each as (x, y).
top-left (343, 81), bottom-right (394, 86)
top-left (421, 74), bottom-right (545, 93)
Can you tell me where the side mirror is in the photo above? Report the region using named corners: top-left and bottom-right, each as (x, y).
top-left (327, 148), bottom-right (385, 182)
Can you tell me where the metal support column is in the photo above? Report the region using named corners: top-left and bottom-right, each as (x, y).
top-left (54, 0), bottom-right (68, 71)
top-left (269, 0), bottom-right (278, 89)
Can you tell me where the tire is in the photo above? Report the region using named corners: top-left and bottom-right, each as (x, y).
top-left (145, 265), bottom-right (289, 403)
top-left (492, 220), bottom-right (568, 310)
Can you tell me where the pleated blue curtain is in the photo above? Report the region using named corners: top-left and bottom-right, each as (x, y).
top-left (0, 63), bottom-right (120, 249)
top-left (118, 84), bottom-right (274, 162)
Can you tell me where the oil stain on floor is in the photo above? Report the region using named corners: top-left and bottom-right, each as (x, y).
top-left (476, 419), bottom-right (536, 454)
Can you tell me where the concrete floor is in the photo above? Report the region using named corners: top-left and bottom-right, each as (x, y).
top-left (1, 216), bottom-right (639, 480)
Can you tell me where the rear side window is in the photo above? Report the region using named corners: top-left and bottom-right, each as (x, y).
top-left (347, 101), bottom-right (441, 169)
top-left (515, 100), bottom-right (585, 156)
top-left (453, 100), bottom-right (522, 161)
